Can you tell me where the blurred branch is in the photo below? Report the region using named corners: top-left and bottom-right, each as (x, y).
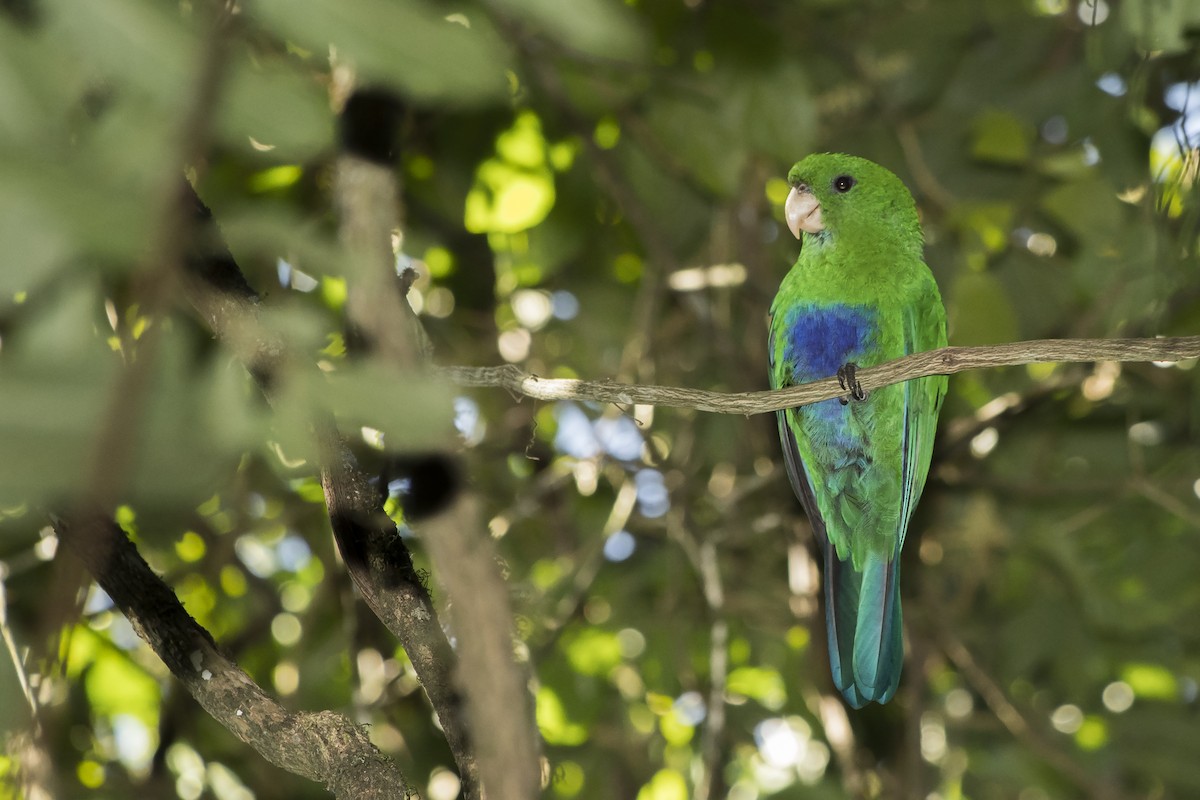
top-left (442, 336), bottom-right (1200, 414)
top-left (0, 577), bottom-right (39, 734)
top-left (897, 123), bottom-right (956, 212)
top-left (664, 498), bottom-right (730, 800)
top-left (333, 88), bottom-right (541, 800)
top-left (41, 13), bottom-right (421, 799)
top-left (933, 626), bottom-right (1126, 800)
top-left (183, 193), bottom-right (470, 797)
top-left (54, 514), bottom-right (414, 800)
top-left (41, 2), bottom-right (235, 644)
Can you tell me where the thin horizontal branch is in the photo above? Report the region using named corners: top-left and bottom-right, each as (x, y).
top-left (441, 336), bottom-right (1200, 415)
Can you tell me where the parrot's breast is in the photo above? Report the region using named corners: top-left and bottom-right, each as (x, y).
top-left (778, 303), bottom-right (878, 454)
top-left (781, 303), bottom-right (876, 382)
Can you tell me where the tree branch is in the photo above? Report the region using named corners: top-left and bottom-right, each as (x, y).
top-left (441, 336), bottom-right (1200, 414)
top-left (183, 192), bottom-right (468, 796)
top-left (55, 513), bottom-right (414, 800)
top-left (332, 88), bottom-right (541, 800)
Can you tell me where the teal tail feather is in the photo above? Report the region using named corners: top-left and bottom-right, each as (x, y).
top-left (823, 547), bottom-right (903, 708)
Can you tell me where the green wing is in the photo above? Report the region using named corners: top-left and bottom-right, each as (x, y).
top-left (897, 277), bottom-right (947, 546)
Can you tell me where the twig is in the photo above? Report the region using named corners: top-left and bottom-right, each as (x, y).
top-left (695, 539), bottom-right (728, 800)
top-left (440, 336), bottom-right (1200, 415)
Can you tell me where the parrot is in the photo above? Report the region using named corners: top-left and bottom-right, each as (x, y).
top-left (768, 153), bottom-right (947, 707)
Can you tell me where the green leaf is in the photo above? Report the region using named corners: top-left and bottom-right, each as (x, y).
top-left (271, 360), bottom-right (456, 457)
top-left (726, 666), bottom-right (786, 709)
top-left (217, 52), bottom-right (334, 160)
top-left (536, 685), bottom-right (588, 746)
top-left (563, 629), bottom-right (623, 676)
top-left (247, 0), bottom-right (510, 105)
top-left (490, 0), bottom-right (650, 63)
top-left (43, 0), bottom-right (198, 112)
top-left (948, 271), bottom-right (1019, 346)
top-left (644, 91), bottom-right (744, 196)
top-left (1120, 0), bottom-right (1200, 54)
top-left (636, 769), bottom-right (687, 800)
top-left (84, 646), bottom-right (161, 730)
top-left (741, 63), bottom-right (818, 164)
top-left (1122, 663), bottom-right (1178, 700)
top-left (971, 108), bottom-right (1034, 165)
top-left (0, 284), bottom-right (114, 506)
top-left (1041, 177), bottom-right (1123, 241)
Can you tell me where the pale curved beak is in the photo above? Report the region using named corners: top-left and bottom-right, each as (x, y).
top-left (785, 185), bottom-right (823, 239)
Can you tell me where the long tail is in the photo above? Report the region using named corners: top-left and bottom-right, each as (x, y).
top-left (823, 545), bottom-right (903, 708)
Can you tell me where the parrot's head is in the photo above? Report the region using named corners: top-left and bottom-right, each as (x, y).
top-left (784, 153), bottom-right (921, 249)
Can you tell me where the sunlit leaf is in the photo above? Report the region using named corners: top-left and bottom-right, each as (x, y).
top-left (971, 109), bottom-right (1034, 165)
top-left (536, 685), bottom-right (588, 746)
top-left (563, 629), bottom-right (622, 677)
top-left (636, 769), bottom-right (687, 800)
top-left (1122, 663), bottom-right (1178, 700)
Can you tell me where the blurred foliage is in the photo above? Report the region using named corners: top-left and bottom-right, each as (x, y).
top-left (1, 0), bottom-right (1200, 799)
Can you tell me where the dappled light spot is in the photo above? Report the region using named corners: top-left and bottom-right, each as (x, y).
top-left (427, 767), bottom-right (461, 800)
top-left (1102, 681), bottom-right (1134, 713)
top-left (753, 716), bottom-right (829, 785)
top-left (1050, 703), bottom-right (1083, 734)
top-left (603, 529), bottom-right (636, 562)
top-left (969, 427), bottom-right (998, 459)
top-left (1041, 115), bottom-right (1068, 145)
top-left (511, 289), bottom-right (553, 330)
top-left (594, 415), bottom-right (643, 461)
top-left (551, 290), bottom-right (579, 320)
top-left (1082, 361), bottom-right (1120, 401)
top-left (673, 691), bottom-right (706, 725)
top-left (945, 688), bottom-right (974, 719)
top-left (273, 661), bottom-right (299, 695)
top-left (1077, 0), bottom-right (1109, 25)
top-left (270, 613), bottom-right (302, 647)
top-left (668, 263), bottom-right (747, 292)
top-left (920, 712), bottom-right (948, 762)
top-left (1128, 421), bottom-right (1164, 447)
top-left (276, 534), bottom-right (312, 572)
top-left (1096, 72), bottom-right (1127, 97)
top-left (1025, 231), bottom-right (1057, 256)
top-left (498, 328), bottom-right (532, 362)
top-left (422, 286), bottom-right (455, 318)
top-left (453, 396), bottom-right (484, 445)
top-left (234, 535), bottom-right (277, 578)
top-left (634, 469), bottom-right (669, 517)
top-left (617, 628), bottom-right (646, 659)
top-left (1032, 0), bottom-right (1067, 14)
top-left (554, 402), bottom-right (601, 459)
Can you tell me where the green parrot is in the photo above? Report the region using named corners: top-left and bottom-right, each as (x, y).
top-left (769, 153), bottom-right (947, 707)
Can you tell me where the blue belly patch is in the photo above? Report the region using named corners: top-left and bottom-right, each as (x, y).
top-left (783, 304), bottom-right (875, 382)
top-left (781, 303), bottom-right (877, 456)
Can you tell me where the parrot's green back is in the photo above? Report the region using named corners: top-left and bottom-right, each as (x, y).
top-left (769, 154), bottom-right (946, 707)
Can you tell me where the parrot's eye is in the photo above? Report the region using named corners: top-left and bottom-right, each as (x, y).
top-left (832, 175), bottom-right (856, 193)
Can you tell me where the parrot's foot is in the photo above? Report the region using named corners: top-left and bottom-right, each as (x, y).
top-left (837, 363), bottom-right (867, 404)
